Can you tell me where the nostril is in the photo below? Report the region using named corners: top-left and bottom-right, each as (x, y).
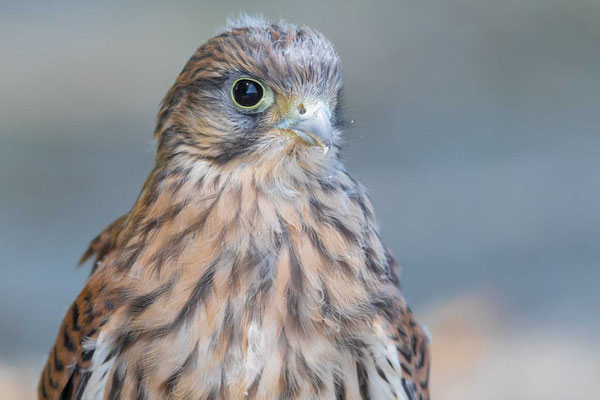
top-left (298, 103), bottom-right (306, 115)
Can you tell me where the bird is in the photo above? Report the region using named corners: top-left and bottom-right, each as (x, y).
top-left (39, 16), bottom-right (430, 400)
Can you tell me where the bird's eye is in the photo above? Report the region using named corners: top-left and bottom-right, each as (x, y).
top-left (231, 78), bottom-right (265, 109)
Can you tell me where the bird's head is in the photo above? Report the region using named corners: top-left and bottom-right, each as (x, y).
top-left (155, 16), bottom-right (345, 169)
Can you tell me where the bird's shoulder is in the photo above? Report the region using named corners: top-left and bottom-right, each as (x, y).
top-left (38, 270), bottom-right (117, 399)
top-left (360, 250), bottom-right (430, 400)
top-left (39, 215), bottom-right (130, 399)
top-left (365, 298), bottom-right (430, 400)
top-left (78, 213), bottom-right (129, 272)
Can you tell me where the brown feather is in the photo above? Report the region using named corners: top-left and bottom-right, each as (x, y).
top-left (40, 16), bottom-right (429, 400)
top-left (78, 214), bottom-right (129, 269)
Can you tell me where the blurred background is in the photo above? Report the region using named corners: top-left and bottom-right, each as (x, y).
top-left (1, 0), bottom-right (599, 398)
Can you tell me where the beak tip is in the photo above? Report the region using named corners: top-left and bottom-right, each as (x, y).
top-left (289, 105), bottom-right (334, 149)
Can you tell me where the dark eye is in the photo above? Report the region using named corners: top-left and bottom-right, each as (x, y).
top-left (231, 78), bottom-right (265, 109)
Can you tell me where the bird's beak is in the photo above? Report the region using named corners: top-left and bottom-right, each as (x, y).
top-left (288, 102), bottom-right (333, 153)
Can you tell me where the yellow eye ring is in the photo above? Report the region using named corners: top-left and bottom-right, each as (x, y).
top-left (231, 77), bottom-right (266, 110)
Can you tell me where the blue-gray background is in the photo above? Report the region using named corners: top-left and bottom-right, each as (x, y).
top-left (1, 1), bottom-right (598, 398)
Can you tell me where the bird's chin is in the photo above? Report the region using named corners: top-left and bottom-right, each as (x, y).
top-left (277, 129), bottom-right (332, 155)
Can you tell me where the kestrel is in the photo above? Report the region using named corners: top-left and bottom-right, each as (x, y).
top-left (39, 16), bottom-right (430, 400)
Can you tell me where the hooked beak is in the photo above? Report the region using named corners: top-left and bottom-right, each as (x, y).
top-left (288, 103), bottom-right (333, 153)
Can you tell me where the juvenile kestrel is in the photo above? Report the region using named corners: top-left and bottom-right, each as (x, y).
top-left (39, 16), bottom-right (430, 400)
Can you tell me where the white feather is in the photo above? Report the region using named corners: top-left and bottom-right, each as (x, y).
top-left (82, 332), bottom-right (116, 400)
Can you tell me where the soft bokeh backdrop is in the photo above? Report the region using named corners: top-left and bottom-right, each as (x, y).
top-left (1, 1), bottom-right (599, 398)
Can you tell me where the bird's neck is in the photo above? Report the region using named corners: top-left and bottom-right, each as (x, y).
top-left (110, 155), bottom-right (393, 334)
top-left (86, 154), bottom-right (407, 400)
